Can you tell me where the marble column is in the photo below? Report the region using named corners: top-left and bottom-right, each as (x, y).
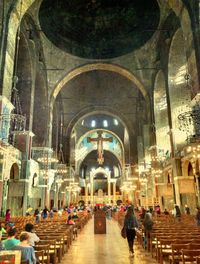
top-left (90, 177), bottom-right (94, 205)
top-left (195, 175), bottom-right (200, 205)
top-left (54, 188), bottom-right (58, 209)
top-left (85, 185), bottom-right (88, 204)
top-left (113, 181), bottom-right (116, 204)
top-left (108, 180), bottom-right (111, 204)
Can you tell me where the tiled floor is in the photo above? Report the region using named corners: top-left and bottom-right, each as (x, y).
top-left (61, 218), bottom-right (157, 264)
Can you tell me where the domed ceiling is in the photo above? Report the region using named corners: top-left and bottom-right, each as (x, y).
top-left (39, 0), bottom-right (160, 59)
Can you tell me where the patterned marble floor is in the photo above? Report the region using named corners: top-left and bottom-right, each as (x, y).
top-left (61, 218), bottom-right (158, 264)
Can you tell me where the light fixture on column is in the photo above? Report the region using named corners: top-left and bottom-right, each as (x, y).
top-left (178, 73), bottom-right (198, 143)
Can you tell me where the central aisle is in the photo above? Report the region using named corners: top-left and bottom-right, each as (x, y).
top-left (61, 218), bottom-right (157, 264)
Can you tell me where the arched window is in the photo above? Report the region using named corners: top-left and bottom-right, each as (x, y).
top-left (32, 173), bottom-right (37, 187)
top-left (10, 163), bottom-right (19, 180)
top-left (91, 120), bottom-right (96, 127)
top-left (103, 120), bottom-right (108, 127)
top-left (188, 162), bottom-right (194, 176)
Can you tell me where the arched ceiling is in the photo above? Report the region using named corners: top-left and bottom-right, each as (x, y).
top-left (55, 70), bottom-right (146, 137)
top-left (39, 0), bottom-right (160, 59)
top-left (80, 150), bottom-right (121, 178)
top-left (54, 69), bottom-right (146, 163)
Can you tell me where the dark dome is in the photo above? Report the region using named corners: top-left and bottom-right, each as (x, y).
top-left (39, 0), bottom-right (160, 59)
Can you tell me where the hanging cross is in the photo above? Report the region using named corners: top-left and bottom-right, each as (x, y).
top-left (87, 131), bottom-right (113, 164)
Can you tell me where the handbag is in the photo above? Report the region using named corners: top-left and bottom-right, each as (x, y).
top-left (121, 226), bottom-right (127, 239)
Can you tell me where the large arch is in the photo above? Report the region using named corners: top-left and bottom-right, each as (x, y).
top-left (64, 107), bottom-right (133, 166)
top-left (153, 70), bottom-right (171, 156)
top-left (51, 63), bottom-right (148, 101)
top-left (65, 106), bottom-right (133, 139)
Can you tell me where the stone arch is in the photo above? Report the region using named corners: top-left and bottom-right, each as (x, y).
top-left (49, 64), bottom-right (147, 150)
top-left (65, 107), bottom-right (132, 165)
top-left (51, 63), bottom-right (148, 102)
top-left (7, 163), bottom-right (22, 216)
top-left (10, 163), bottom-right (19, 180)
top-left (168, 28), bottom-right (192, 151)
top-left (153, 70), bottom-right (171, 156)
top-left (66, 106), bottom-right (133, 139)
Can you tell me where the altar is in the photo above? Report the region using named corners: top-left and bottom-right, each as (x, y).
top-left (94, 209), bottom-right (106, 234)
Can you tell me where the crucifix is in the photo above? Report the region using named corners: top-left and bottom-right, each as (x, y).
top-left (87, 131), bottom-right (113, 165)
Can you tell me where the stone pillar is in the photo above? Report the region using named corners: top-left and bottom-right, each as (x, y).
top-left (195, 175), bottom-right (200, 205)
top-left (172, 158), bottom-right (182, 206)
top-left (85, 185), bottom-right (88, 204)
top-left (113, 181), bottom-right (116, 204)
top-left (107, 172), bottom-right (111, 204)
top-left (22, 179), bottom-right (29, 215)
top-left (108, 180), bottom-right (111, 204)
top-left (0, 96), bottom-right (14, 142)
top-left (68, 190), bottom-right (71, 206)
top-left (54, 189), bottom-right (58, 209)
top-left (90, 176), bottom-right (94, 205)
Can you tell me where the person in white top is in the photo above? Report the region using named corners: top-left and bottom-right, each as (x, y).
top-left (22, 223), bottom-right (40, 247)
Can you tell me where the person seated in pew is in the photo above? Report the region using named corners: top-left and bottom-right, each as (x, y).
top-left (71, 212), bottom-right (79, 219)
top-left (67, 215), bottom-right (75, 225)
top-left (164, 208), bottom-right (169, 215)
top-left (22, 223), bottom-right (40, 247)
top-left (195, 207), bottom-right (200, 226)
top-left (12, 232), bottom-right (36, 264)
top-left (0, 223), bottom-right (6, 240)
top-left (2, 228), bottom-right (20, 250)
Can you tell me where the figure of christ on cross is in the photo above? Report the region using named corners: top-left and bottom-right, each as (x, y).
top-left (87, 131), bottom-right (113, 165)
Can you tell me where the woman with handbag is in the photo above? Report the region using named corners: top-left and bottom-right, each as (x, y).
top-left (123, 207), bottom-right (138, 256)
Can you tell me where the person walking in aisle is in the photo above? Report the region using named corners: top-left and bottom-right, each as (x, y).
top-left (123, 207), bottom-right (138, 256)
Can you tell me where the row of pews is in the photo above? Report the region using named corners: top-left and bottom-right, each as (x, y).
top-left (114, 211), bottom-right (200, 264)
top-left (1, 211), bottom-right (92, 264)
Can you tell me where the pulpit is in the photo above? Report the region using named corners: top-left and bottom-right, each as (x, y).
top-left (94, 210), bottom-right (106, 234)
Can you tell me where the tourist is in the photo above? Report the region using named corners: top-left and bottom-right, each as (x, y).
top-left (185, 204), bottom-right (190, 215)
top-left (72, 212), bottom-right (79, 219)
top-left (67, 215), bottom-right (75, 225)
top-left (12, 232), bottom-right (36, 264)
top-left (23, 223), bottom-right (40, 247)
top-left (143, 212), bottom-right (154, 249)
top-left (173, 204), bottom-right (181, 221)
top-left (49, 209), bottom-right (54, 218)
top-left (123, 207), bottom-right (138, 256)
top-left (0, 223), bottom-right (6, 240)
top-left (3, 228), bottom-right (20, 250)
top-left (42, 206), bottom-right (49, 219)
top-left (139, 207), bottom-right (146, 223)
top-left (5, 209), bottom-right (11, 223)
top-left (34, 208), bottom-right (40, 224)
top-left (155, 205), bottom-right (161, 215)
top-left (164, 208), bottom-right (169, 215)
top-left (26, 205), bottom-right (33, 216)
top-left (195, 207), bottom-right (200, 226)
